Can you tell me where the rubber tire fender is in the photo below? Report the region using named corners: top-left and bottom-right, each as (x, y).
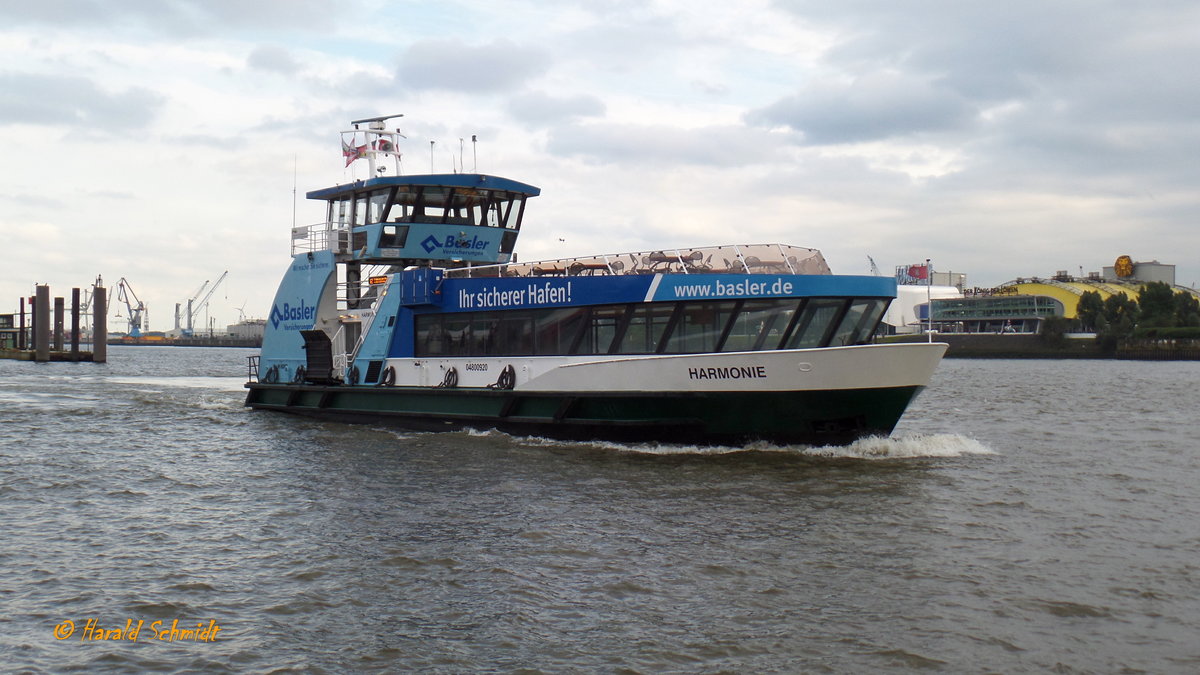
top-left (379, 366), bottom-right (396, 387)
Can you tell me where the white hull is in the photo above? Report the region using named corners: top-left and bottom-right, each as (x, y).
top-left (382, 342), bottom-right (947, 393)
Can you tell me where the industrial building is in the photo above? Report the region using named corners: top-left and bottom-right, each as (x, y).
top-left (887, 256), bottom-right (1198, 335)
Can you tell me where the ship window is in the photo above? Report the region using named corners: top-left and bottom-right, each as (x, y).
top-left (381, 225), bottom-right (409, 248)
top-left (784, 299), bottom-right (847, 349)
top-left (722, 299), bottom-right (800, 352)
top-left (414, 297), bottom-right (882, 358)
top-left (533, 307), bottom-right (589, 355)
top-left (500, 230), bottom-right (518, 255)
top-left (418, 314), bottom-right (472, 356)
top-left (613, 303), bottom-right (674, 354)
top-left (828, 299), bottom-right (886, 346)
top-left (575, 305), bottom-right (625, 355)
top-left (332, 198), bottom-right (351, 227)
top-left (354, 195), bottom-right (370, 226)
top-left (470, 314), bottom-right (496, 354)
top-left (496, 312), bottom-right (535, 356)
top-left (661, 301), bottom-right (738, 353)
top-left (368, 190), bottom-right (391, 223)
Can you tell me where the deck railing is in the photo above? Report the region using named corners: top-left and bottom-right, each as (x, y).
top-left (445, 243), bottom-right (831, 279)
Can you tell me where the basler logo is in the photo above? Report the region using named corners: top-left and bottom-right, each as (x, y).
top-left (269, 299), bottom-right (316, 329)
top-left (420, 233), bottom-right (491, 255)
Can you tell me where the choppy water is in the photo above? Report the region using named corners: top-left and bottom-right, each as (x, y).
top-left (2, 346), bottom-right (1199, 673)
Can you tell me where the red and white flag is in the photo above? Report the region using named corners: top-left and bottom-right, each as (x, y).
top-left (342, 138), bottom-right (368, 166)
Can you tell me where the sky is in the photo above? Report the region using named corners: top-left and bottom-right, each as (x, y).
top-left (2, 0), bottom-right (1198, 332)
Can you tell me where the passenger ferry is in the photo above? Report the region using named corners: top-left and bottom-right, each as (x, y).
top-left (244, 116), bottom-right (947, 446)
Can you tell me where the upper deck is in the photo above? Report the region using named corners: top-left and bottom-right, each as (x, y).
top-left (444, 243), bottom-right (831, 278)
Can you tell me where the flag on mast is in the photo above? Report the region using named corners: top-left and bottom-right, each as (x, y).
top-left (926, 258), bottom-right (933, 341)
top-left (342, 137), bottom-right (367, 166)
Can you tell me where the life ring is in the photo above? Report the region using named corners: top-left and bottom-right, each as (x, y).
top-left (293, 366), bottom-right (306, 384)
top-left (488, 364), bottom-right (516, 390)
top-left (378, 366), bottom-right (396, 387)
top-left (262, 365), bottom-right (279, 383)
top-left (438, 367), bottom-right (458, 388)
top-left (346, 365), bottom-right (360, 385)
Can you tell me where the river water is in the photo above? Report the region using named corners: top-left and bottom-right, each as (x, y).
top-left (2, 346), bottom-right (1198, 673)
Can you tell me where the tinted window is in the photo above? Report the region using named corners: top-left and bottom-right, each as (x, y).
top-left (785, 299), bottom-right (846, 349)
top-left (614, 303), bottom-right (675, 354)
top-left (828, 299), bottom-right (885, 346)
top-left (662, 301), bottom-right (738, 353)
top-left (722, 299), bottom-right (800, 352)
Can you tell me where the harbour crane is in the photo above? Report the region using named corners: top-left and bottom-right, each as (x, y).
top-left (175, 278), bottom-right (210, 333)
top-left (113, 278), bottom-right (147, 337)
top-left (184, 270), bottom-right (228, 336)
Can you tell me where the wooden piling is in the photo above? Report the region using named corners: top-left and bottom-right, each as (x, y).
top-left (18, 297), bottom-right (26, 350)
top-left (53, 296), bottom-right (65, 351)
top-left (71, 288), bottom-right (81, 360)
top-left (93, 285), bottom-right (107, 363)
top-left (34, 285), bottom-right (50, 362)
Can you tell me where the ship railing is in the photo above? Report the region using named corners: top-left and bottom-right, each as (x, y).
top-left (445, 243), bottom-right (831, 279)
top-left (334, 264), bottom-right (395, 310)
top-left (292, 222), bottom-right (353, 255)
top-left (330, 324), bottom-right (349, 378)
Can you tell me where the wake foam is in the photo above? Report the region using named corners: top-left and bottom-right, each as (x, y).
top-left (511, 431), bottom-right (993, 459)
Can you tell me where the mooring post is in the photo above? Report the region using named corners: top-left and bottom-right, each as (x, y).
top-left (53, 296), bottom-right (65, 352)
top-left (93, 285), bottom-right (107, 363)
top-left (35, 285), bottom-right (50, 362)
top-left (71, 288), bottom-right (81, 360)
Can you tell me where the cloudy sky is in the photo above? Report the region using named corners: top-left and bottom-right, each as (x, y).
top-left (2, 0), bottom-right (1198, 331)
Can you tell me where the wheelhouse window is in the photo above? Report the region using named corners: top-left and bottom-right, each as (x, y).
top-left (380, 225), bottom-right (409, 248)
top-left (331, 198), bottom-right (351, 227)
top-left (368, 190), bottom-right (391, 224)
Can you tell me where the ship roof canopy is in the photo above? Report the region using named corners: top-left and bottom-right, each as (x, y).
top-left (307, 173), bottom-right (540, 201)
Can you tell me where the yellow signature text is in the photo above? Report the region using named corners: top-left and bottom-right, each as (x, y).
top-left (53, 618), bottom-right (222, 642)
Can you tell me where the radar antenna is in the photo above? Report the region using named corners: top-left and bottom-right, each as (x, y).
top-left (351, 113), bottom-right (404, 127)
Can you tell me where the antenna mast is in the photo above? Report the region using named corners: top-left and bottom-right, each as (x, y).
top-left (347, 113), bottom-right (404, 177)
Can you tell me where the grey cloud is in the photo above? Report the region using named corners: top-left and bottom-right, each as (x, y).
top-left (247, 46), bottom-right (301, 76)
top-left (397, 40), bottom-right (548, 93)
top-left (748, 72), bottom-right (975, 144)
top-left (3, 0), bottom-right (341, 34)
top-left (755, 1), bottom-right (1200, 186)
top-left (547, 123), bottom-right (784, 167)
top-left (0, 72), bottom-right (163, 132)
top-left (506, 91), bottom-right (605, 127)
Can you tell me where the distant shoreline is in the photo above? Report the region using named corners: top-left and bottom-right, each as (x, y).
top-left (883, 334), bottom-right (1200, 360)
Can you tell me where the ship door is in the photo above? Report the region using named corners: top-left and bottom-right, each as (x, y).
top-left (300, 329), bottom-right (337, 384)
